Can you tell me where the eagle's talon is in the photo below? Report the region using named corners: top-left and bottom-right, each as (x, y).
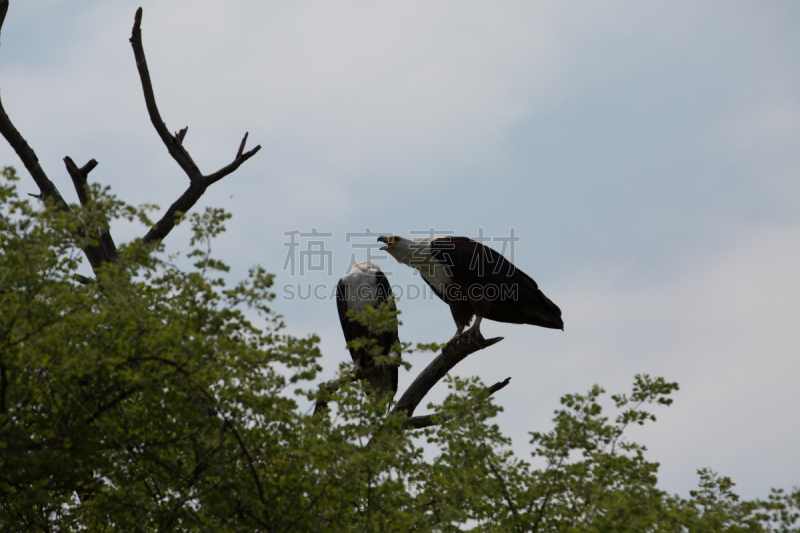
top-left (464, 328), bottom-right (485, 348)
top-left (462, 317), bottom-right (485, 344)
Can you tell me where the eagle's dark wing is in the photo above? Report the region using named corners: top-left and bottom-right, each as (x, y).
top-left (375, 270), bottom-right (399, 392)
top-left (336, 278), bottom-right (349, 336)
top-left (337, 272), bottom-right (399, 395)
top-left (336, 279), bottom-right (360, 364)
top-left (432, 237), bottom-right (563, 329)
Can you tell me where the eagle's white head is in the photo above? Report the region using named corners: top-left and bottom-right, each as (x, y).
top-left (377, 235), bottom-right (419, 265)
top-left (378, 234), bottom-right (450, 280)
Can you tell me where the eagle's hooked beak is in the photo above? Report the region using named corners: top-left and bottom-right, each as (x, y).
top-left (377, 235), bottom-right (392, 251)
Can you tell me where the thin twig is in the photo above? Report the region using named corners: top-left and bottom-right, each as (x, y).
top-left (488, 461), bottom-right (524, 533)
top-left (402, 377), bottom-right (511, 429)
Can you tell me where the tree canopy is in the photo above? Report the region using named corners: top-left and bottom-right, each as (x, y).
top-left (0, 3), bottom-right (797, 531)
top-left (1, 167), bottom-right (798, 531)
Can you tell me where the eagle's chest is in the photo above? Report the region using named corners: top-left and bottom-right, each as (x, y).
top-left (415, 256), bottom-right (453, 295)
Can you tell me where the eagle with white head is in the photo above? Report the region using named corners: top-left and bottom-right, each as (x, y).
top-left (377, 235), bottom-right (563, 340)
top-left (336, 261), bottom-right (399, 398)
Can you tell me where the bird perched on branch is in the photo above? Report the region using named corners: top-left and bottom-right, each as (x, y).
top-left (378, 235), bottom-right (563, 341)
top-left (336, 261), bottom-right (399, 399)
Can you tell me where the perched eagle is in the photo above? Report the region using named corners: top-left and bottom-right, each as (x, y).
top-left (377, 235), bottom-right (563, 339)
top-left (336, 261), bottom-right (399, 398)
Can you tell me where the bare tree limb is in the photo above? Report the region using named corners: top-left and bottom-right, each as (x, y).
top-left (0, 0), bottom-right (69, 213)
top-left (204, 132), bottom-right (261, 185)
top-left (0, 3), bottom-right (260, 275)
top-left (0, 0), bottom-right (119, 272)
top-left (141, 181), bottom-right (207, 243)
top-left (130, 8), bottom-right (202, 182)
top-left (0, 0), bottom-right (7, 30)
top-left (64, 156), bottom-right (118, 266)
top-left (392, 335), bottom-right (504, 418)
top-left (402, 377), bottom-right (511, 429)
top-left (175, 127), bottom-right (188, 144)
top-left (0, 0), bottom-right (115, 271)
top-left (236, 132), bottom-right (248, 159)
top-left (485, 376), bottom-right (512, 395)
top-left (64, 156), bottom-right (98, 207)
top-left (129, 8), bottom-right (262, 245)
top-left (79, 160), bottom-right (99, 176)
top-left (0, 104), bottom-right (72, 211)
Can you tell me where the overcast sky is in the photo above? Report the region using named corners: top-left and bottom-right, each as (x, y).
top-left (2, 0), bottom-right (799, 499)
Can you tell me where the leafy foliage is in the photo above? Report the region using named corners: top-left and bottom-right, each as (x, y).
top-left (0, 168), bottom-right (797, 532)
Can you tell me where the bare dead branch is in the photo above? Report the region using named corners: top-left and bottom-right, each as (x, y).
top-left (0, 106), bottom-right (71, 210)
top-left (317, 332), bottom-right (508, 434)
top-left (392, 335), bottom-right (504, 418)
top-left (129, 7), bottom-right (262, 245)
top-left (0, 0), bottom-right (7, 30)
top-left (204, 138), bottom-right (260, 186)
top-left (141, 180), bottom-right (204, 243)
top-left (0, 2), bottom-right (261, 276)
top-left (130, 8), bottom-right (202, 182)
top-left (236, 132), bottom-right (248, 159)
top-left (1, 3), bottom-right (261, 274)
top-left (0, 3), bottom-right (119, 270)
top-left (64, 156), bottom-right (97, 207)
top-left (64, 156), bottom-right (118, 265)
top-left (486, 376), bottom-right (512, 395)
top-left (0, 0), bottom-right (69, 213)
top-left (79, 159), bottom-right (99, 176)
top-left (402, 377), bottom-right (511, 429)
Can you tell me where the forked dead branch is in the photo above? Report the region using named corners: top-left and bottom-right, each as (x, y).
top-left (0, 3), bottom-right (261, 272)
top-left (0, 2), bottom-right (508, 431)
